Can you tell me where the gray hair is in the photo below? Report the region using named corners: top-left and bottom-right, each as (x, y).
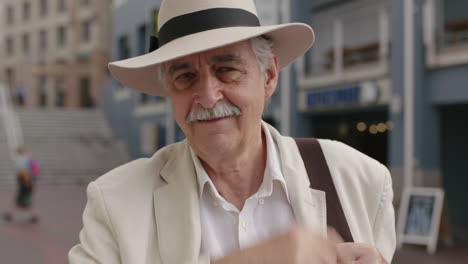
top-left (250, 36), bottom-right (274, 73)
top-left (156, 36), bottom-right (274, 90)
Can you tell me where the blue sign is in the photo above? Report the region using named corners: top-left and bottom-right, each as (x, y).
top-left (307, 86), bottom-right (360, 108)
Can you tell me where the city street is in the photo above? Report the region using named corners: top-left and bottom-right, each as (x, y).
top-left (1, 184), bottom-right (467, 263)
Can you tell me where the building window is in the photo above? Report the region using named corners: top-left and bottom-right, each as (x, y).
top-left (6, 5), bottom-right (14, 25)
top-left (140, 93), bottom-right (149, 104)
top-left (23, 2), bottom-right (31, 21)
top-left (38, 75), bottom-right (47, 107)
top-left (82, 20), bottom-right (92, 42)
top-left (137, 24), bottom-right (147, 55)
top-left (140, 93), bottom-right (162, 104)
top-left (79, 77), bottom-right (95, 108)
top-left (442, 0), bottom-right (468, 47)
top-left (76, 53), bottom-right (90, 63)
top-left (57, 25), bottom-right (67, 47)
top-left (5, 68), bottom-right (15, 90)
top-left (58, 0), bottom-right (67, 13)
top-left (55, 77), bottom-right (66, 107)
top-left (6, 37), bottom-right (14, 56)
top-left (39, 30), bottom-right (47, 51)
top-left (118, 35), bottom-right (130, 59)
top-left (40, 0), bottom-right (48, 17)
top-left (22, 33), bottom-right (30, 54)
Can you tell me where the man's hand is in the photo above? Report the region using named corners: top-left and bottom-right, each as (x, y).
top-left (336, 243), bottom-right (388, 264)
top-left (212, 225), bottom-right (389, 264)
top-left (213, 225), bottom-right (343, 264)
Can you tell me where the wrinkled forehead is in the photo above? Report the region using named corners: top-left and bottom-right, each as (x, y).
top-left (164, 40), bottom-right (253, 69)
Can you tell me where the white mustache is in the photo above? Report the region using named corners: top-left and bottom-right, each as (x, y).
top-left (185, 101), bottom-right (241, 124)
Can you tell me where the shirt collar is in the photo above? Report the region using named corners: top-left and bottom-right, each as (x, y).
top-left (190, 122), bottom-right (289, 201)
top-left (190, 146), bottom-right (213, 199)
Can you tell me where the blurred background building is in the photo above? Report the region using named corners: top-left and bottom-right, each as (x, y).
top-left (0, 0), bottom-right (467, 262)
top-left (101, 0), bottom-right (170, 159)
top-left (0, 0), bottom-right (111, 108)
top-left (0, 0), bottom-right (128, 186)
top-left (292, 0), bottom-right (468, 245)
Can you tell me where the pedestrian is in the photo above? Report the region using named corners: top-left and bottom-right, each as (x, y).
top-left (3, 146), bottom-right (39, 224)
top-left (69, 0), bottom-right (396, 263)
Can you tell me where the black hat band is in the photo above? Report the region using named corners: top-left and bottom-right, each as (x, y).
top-left (149, 8), bottom-right (260, 52)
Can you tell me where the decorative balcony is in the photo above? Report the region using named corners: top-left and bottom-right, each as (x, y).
top-left (424, 0), bottom-right (468, 68)
top-left (324, 42), bottom-right (380, 71)
top-left (443, 19), bottom-right (468, 47)
top-left (298, 1), bottom-right (390, 89)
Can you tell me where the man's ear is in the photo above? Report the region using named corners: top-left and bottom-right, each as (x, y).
top-left (264, 56), bottom-right (279, 99)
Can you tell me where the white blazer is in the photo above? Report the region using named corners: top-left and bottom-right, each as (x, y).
top-left (69, 124), bottom-right (396, 263)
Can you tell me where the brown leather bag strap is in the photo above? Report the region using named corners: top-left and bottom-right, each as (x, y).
top-left (294, 138), bottom-right (354, 242)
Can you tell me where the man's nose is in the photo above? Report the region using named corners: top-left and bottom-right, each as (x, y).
top-left (194, 73), bottom-right (223, 108)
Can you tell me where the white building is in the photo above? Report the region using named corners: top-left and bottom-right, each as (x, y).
top-left (0, 0), bottom-right (112, 108)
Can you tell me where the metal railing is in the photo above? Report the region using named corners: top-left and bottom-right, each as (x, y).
top-left (0, 83), bottom-right (24, 161)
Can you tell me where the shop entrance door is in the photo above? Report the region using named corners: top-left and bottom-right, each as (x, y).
top-left (441, 105), bottom-right (468, 244)
top-left (310, 110), bottom-right (388, 165)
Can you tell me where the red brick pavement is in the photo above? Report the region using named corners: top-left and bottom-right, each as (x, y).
top-left (1, 184), bottom-right (467, 264)
top-left (0, 185), bottom-right (87, 264)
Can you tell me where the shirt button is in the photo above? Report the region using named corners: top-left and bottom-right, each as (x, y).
top-left (258, 199), bottom-right (264, 205)
top-left (213, 201), bottom-right (219, 207)
top-left (241, 220), bottom-right (247, 230)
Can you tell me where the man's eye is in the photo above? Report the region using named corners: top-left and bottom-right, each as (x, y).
top-left (218, 67), bottom-right (235, 73)
top-left (176, 72), bottom-right (195, 81)
top-left (172, 72), bottom-right (196, 91)
top-left (217, 67), bottom-right (243, 82)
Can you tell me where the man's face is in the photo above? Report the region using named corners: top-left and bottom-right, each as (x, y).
top-left (164, 40), bottom-right (278, 155)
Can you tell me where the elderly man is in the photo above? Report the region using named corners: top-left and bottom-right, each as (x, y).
top-left (69, 0), bottom-right (395, 263)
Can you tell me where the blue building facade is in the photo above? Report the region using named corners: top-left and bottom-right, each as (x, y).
top-left (294, 0), bottom-right (468, 243)
top-left (103, 0), bottom-right (468, 243)
top-left (102, 0), bottom-right (170, 159)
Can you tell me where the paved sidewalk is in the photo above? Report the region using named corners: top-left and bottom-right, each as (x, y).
top-left (1, 184), bottom-right (467, 263)
top-left (0, 185), bottom-right (87, 264)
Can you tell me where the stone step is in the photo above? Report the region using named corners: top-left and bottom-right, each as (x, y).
top-left (0, 109), bottom-right (129, 187)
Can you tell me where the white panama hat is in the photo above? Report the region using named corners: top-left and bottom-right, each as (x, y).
top-left (108, 0), bottom-right (315, 97)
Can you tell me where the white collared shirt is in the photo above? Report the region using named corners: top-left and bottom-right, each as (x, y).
top-left (190, 122), bottom-right (295, 261)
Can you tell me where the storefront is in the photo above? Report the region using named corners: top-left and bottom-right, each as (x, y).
top-left (440, 104), bottom-right (468, 243)
top-left (299, 79), bottom-right (391, 165)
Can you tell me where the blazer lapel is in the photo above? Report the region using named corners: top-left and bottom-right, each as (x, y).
top-left (153, 141), bottom-right (202, 264)
top-left (268, 124), bottom-right (327, 236)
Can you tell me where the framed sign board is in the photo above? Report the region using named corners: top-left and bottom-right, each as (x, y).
top-left (397, 187), bottom-right (444, 254)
